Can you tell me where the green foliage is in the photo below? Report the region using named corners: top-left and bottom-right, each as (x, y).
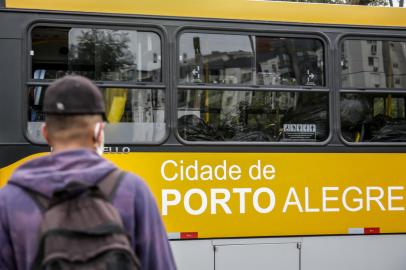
top-left (69, 29), bottom-right (135, 79)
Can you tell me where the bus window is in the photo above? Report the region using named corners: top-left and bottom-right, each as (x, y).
top-left (29, 26), bottom-right (166, 144)
top-left (341, 39), bottom-right (406, 89)
top-left (179, 33), bottom-right (254, 84)
top-left (341, 93), bottom-right (406, 142)
top-left (31, 27), bottom-right (162, 82)
top-left (340, 38), bottom-right (406, 143)
top-left (179, 33), bottom-right (325, 87)
top-left (178, 32), bottom-right (327, 143)
top-left (255, 37), bottom-right (324, 86)
top-left (27, 86), bottom-right (166, 144)
top-left (177, 90), bottom-right (328, 142)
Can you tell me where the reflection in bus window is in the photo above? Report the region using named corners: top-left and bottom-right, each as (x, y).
top-left (341, 40), bottom-right (406, 89)
top-left (28, 86), bottom-right (166, 143)
top-left (179, 33), bottom-right (254, 84)
top-left (31, 27), bottom-right (161, 82)
top-left (256, 37), bottom-right (324, 86)
top-left (179, 33), bottom-right (325, 86)
top-left (341, 93), bottom-right (406, 142)
top-left (177, 90), bottom-right (328, 142)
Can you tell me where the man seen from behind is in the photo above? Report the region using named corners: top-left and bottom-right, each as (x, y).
top-left (0, 75), bottom-right (176, 270)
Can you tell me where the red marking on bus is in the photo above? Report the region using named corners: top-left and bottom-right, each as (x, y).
top-left (364, 227), bottom-right (380, 234)
top-left (180, 232), bottom-right (198, 239)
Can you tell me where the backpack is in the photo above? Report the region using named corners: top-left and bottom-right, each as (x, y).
top-left (13, 169), bottom-right (140, 270)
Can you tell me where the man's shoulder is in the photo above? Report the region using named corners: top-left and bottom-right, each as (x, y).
top-left (116, 171), bottom-right (157, 206)
top-left (120, 171), bottom-right (150, 191)
top-left (114, 171), bottom-right (154, 200)
top-left (0, 183), bottom-right (37, 214)
top-left (0, 183), bottom-right (23, 200)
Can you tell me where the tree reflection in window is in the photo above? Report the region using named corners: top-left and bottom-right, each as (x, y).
top-left (31, 27), bottom-right (161, 82)
top-left (68, 29), bottom-right (135, 80)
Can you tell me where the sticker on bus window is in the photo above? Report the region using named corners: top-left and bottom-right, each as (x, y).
top-left (283, 124), bottom-right (316, 141)
top-left (305, 69), bottom-right (317, 86)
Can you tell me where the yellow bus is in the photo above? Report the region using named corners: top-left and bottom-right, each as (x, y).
top-left (1, 0), bottom-right (406, 269)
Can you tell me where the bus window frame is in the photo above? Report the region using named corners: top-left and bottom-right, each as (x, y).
top-left (24, 20), bottom-right (170, 146)
top-left (174, 27), bottom-right (333, 146)
top-left (337, 33), bottom-right (406, 146)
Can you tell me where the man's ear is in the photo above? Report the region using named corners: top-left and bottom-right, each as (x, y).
top-left (41, 123), bottom-right (50, 145)
top-left (94, 122), bottom-right (105, 144)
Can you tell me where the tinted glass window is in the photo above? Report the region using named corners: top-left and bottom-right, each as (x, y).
top-left (28, 86), bottom-right (166, 143)
top-left (31, 27), bottom-right (161, 82)
top-left (341, 40), bottom-right (406, 89)
top-left (256, 37), bottom-right (324, 86)
top-left (341, 93), bottom-right (406, 142)
top-left (178, 90), bottom-right (328, 142)
top-left (179, 33), bottom-right (325, 86)
top-left (179, 33), bottom-right (254, 84)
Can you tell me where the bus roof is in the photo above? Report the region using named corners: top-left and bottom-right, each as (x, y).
top-left (5, 0), bottom-right (406, 28)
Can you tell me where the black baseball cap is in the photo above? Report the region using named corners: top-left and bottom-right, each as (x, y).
top-left (43, 75), bottom-right (107, 120)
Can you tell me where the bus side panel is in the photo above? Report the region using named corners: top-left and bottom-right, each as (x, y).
top-left (0, 38), bottom-right (25, 144)
top-left (171, 235), bottom-right (406, 270)
top-left (302, 235), bottom-right (406, 270)
top-left (170, 240), bottom-right (214, 270)
top-left (0, 12), bottom-right (27, 39)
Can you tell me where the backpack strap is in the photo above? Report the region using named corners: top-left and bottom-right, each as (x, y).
top-left (97, 169), bottom-right (126, 202)
top-left (24, 189), bottom-right (50, 211)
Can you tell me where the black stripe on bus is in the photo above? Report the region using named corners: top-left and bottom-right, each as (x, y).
top-left (0, 145), bottom-right (48, 169)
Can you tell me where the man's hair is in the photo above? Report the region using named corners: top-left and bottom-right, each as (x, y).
top-left (45, 114), bottom-right (102, 144)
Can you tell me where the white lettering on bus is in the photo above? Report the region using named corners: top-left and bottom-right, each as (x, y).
top-left (229, 165), bottom-right (242, 180)
top-left (322, 187), bottom-right (339, 212)
top-left (161, 160), bottom-right (178, 181)
top-left (162, 189), bottom-right (181, 215)
top-left (248, 160), bottom-right (276, 180)
top-left (184, 189), bottom-right (207, 215)
top-left (185, 160), bottom-right (198, 181)
top-left (200, 165), bottom-right (214, 180)
top-left (304, 187), bottom-right (320, 212)
top-left (283, 187), bottom-right (303, 213)
top-left (161, 160), bottom-right (245, 181)
top-left (388, 186), bottom-right (405, 211)
top-left (233, 188), bottom-right (252, 214)
top-left (253, 188), bottom-right (276, 213)
top-left (342, 186), bottom-right (363, 212)
top-left (162, 186), bottom-right (405, 216)
top-left (211, 188), bottom-right (232, 214)
top-left (366, 186), bottom-right (386, 211)
top-left (162, 188), bottom-right (275, 216)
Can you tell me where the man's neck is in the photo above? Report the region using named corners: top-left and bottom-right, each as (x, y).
top-left (51, 144), bottom-right (96, 154)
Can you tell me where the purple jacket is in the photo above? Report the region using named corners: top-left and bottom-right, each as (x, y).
top-left (0, 149), bottom-right (176, 270)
